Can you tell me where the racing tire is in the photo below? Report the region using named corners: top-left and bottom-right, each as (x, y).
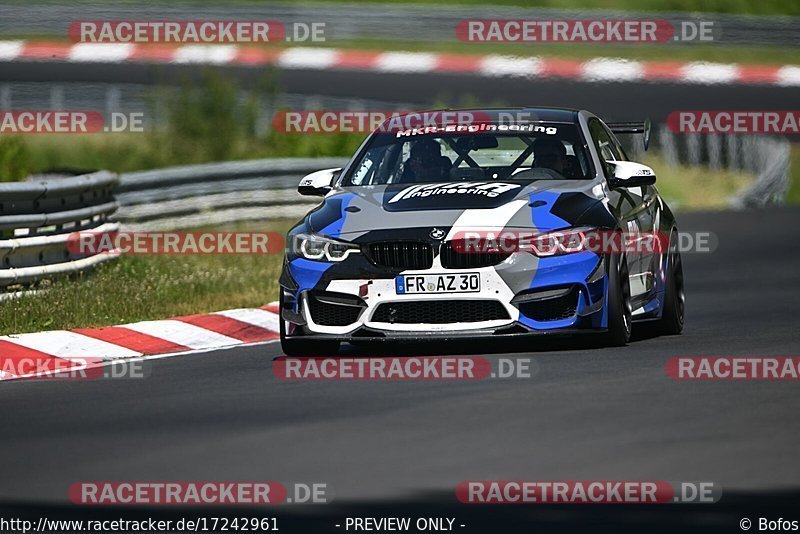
top-left (603, 254), bottom-right (633, 346)
top-left (658, 230), bottom-right (685, 335)
top-left (280, 336), bottom-right (340, 357)
top-left (279, 292), bottom-right (341, 356)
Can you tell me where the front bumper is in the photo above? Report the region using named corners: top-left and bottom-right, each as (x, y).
top-left (280, 250), bottom-right (609, 341)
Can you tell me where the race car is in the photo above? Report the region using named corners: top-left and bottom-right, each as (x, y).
top-left (279, 108), bottom-right (684, 355)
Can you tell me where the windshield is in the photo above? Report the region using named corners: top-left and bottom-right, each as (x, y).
top-left (342, 123), bottom-right (593, 186)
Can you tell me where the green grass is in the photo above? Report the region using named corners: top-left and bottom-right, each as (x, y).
top-left (20, 130), bottom-right (366, 174)
top-left (786, 144), bottom-right (800, 205)
top-left (0, 136), bottom-right (30, 182)
top-left (0, 221), bottom-right (291, 335)
top-left (3, 69), bottom-right (367, 175)
top-left (641, 154), bottom-right (753, 210)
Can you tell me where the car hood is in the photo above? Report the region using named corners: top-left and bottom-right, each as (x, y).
top-left (307, 180), bottom-right (607, 237)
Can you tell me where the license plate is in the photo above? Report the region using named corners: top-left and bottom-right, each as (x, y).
top-left (395, 273), bottom-right (480, 294)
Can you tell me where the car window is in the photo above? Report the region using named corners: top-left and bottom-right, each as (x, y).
top-left (589, 118), bottom-right (621, 162)
top-left (589, 118), bottom-right (626, 179)
top-left (343, 123), bottom-right (593, 186)
top-left (604, 126), bottom-right (629, 162)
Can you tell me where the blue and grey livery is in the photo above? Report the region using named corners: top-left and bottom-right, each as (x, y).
top-left (279, 108), bottom-right (684, 355)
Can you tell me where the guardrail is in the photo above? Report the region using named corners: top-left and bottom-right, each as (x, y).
top-left (729, 136), bottom-right (792, 208)
top-left (0, 159), bottom-right (346, 293)
top-left (621, 128), bottom-right (792, 209)
top-left (0, 171), bottom-right (119, 291)
top-left (116, 157), bottom-right (349, 231)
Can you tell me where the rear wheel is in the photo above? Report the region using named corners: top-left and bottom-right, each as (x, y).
top-left (279, 292), bottom-right (340, 356)
top-left (603, 254), bottom-right (632, 346)
top-left (659, 230), bottom-right (685, 335)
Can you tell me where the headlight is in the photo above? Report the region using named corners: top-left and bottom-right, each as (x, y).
top-left (292, 233), bottom-right (360, 262)
top-left (518, 227), bottom-right (595, 257)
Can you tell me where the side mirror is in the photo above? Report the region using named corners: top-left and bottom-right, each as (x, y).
top-left (606, 161), bottom-right (656, 189)
top-left (298, 168), bottom-right (341, 196)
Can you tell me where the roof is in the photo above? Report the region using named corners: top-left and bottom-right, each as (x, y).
top-left (444, 107), bottom-right (580, 123)
top-left (378, 108), bottom-right (581, 131)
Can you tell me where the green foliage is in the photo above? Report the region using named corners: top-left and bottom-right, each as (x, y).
top-left (165, 71), bottom-right (249, 162)
top-left (0, 136), bottom-right (30, 182)
top-left (786, 145), bottom-right (800, 205)
top-left (17, 68), bottom-right (366, 175)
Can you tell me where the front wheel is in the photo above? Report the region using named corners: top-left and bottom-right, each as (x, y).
top-left (280, 336), bottom-right (340, 357)
top-left (658, 231), bottom-right (685, 335)
top-left (279, 291), bottom-right (341, 356)
top-left (603, 254), bottom-right (632, 346)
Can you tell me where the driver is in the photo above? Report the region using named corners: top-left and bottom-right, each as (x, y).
top-left (532, 138), bottom-right (568, 175)
top-left (401, 139), bottom-right (450, 183)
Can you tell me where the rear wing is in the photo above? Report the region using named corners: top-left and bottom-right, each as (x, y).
top-left (607, 119), bottom-right (651, 151)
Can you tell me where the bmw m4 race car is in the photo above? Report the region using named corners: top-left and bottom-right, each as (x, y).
top-left (279, 108), bottom-right (685, 355)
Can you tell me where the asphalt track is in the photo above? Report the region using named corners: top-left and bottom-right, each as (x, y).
top-left (2, 61), bottom-right (800, 122)
top-left (1, 207), bottom-right (799, 532)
